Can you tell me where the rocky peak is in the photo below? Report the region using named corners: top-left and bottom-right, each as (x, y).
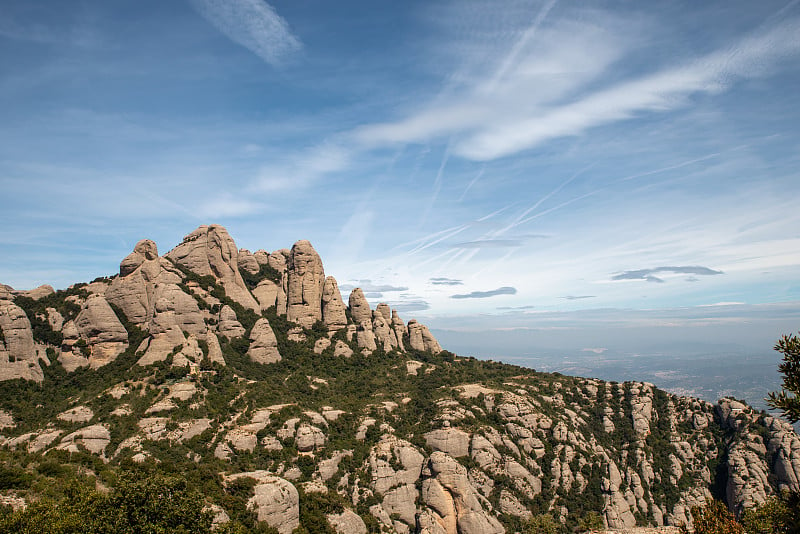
top-left (348, 288), bottom-right (372, 326)
top-left (166, 225), bottom-right (259, 311)
top-left (286, 240), bottom-right (325, 329)
top-left (120, 239), bottom-right (158, 277)
top-left (321, 276), bottom-right (347, 332)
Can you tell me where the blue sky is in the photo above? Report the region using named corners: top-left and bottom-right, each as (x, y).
top-left (1, 0), bottom-right (800, 338)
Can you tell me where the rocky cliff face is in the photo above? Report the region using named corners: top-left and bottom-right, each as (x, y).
top-left (0, 224), bottom-right (442, 382)
top-left (0, 224), bottom-right (796, 533)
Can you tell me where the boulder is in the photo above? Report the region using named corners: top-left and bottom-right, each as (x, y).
top-left (19, 285), bottom-right (55, 300)
top-left (408, 320), bottom-right (442, 354)
top-left (421, 452), bottom-right (504, 534)
top-left (247, 477), bottom-right (300, 534)
top-left (74, 294), bottom-right (128, 367)
top-left (314, 338), bottom-right (331, 354)
top-left (372, 313), bottom-right (397, 352)
top-left (0, 297), bottom-right (43, 382)
top-left (348, 289), bottom-right (372, 326)
top-left (165, 224), bottom-right (259, 311)
top-left (295, 424), bottom-right (326, 452)
top-left (327, 509), bottom-right (367, 534)
top-left (105, 255), bottom-right (183, 328)
top-left (286, 241), bottom-right (325, 328)
top-left (424, 428), bottom-right (471, 458)
top-left (120, 239), bottom-right (158, 276)
top-left (334, 340), bottom-right (353, 358)
top-left (217, 305), bottom-right (245, 338)
top-left (322, 277), bottom-right (348, 331)
top-left (356, 321), bottom-right (377, 352)
top-left (391, 310), bottom-right (406, 351)
top-left (248, 318), bottom-right (281, 364)
top-left (238, 249), bottom-right (261, 275)
top-left (57, 424), bottom-right (111, 456)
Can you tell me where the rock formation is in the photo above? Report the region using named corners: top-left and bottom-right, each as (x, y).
top-left (0, 293), bottom-right (42, 382)
top-left (407, 320), bottom-right (442, 354)
top-left (322, 277), bottom-right (347, 332)
top-left (348, 289), bottom-right (372, 326)
top-left (247, 318), bottom-right (281, 364)
top-left (166, 225), bottom-right (259, 311)
top-left (74, 294), bottom-right (128, 367)
top-left (286, 241), bottom-right (325, 328)
top-left (120, 239), bottom-right (159, 277)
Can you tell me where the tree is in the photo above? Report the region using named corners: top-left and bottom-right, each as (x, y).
top-left (742, 491), bottom-right (800, 534)
top-left (523, 513), bottom-right (560, 534)
top-left (766, 333), bottom-right (800, 423)
top-left (0, 474), bottom-right (213, 534)
top-left (689, 500), bottom-right (744, 534)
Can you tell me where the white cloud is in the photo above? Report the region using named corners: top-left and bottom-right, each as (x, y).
top-left (252, 143), bottom-right (350, 192)
top-left (189, 0), bottom-right (301, 66)
top-left (351, 11), bottom-right (800, 162)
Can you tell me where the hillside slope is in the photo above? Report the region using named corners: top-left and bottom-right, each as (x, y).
top-left (0, 224), bottom-right (798, 533)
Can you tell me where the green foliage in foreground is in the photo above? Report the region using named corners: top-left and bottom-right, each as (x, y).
top-left (0, 474), bottom-right (212, 534)
top-left (741, 491), bottom-right (800, 534)
top-left (767, 332), bottom-right (800, 424)
top-left (689, 500), bottom-right (744, 534)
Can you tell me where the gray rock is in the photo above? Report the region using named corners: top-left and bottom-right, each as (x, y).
top-left (348, 288), bottom-right (372, 326)
top-left (248, 318), bottom-right (281, 364)
top-left (253, 279), bottom-right (281, 312)
top-left (0, 298), bottom-right (43, 382)
top-left (334, 340), bottom-right (354, 358)
top-left (74, 294), bottom-right (128, 367)
top-left (120, 239), bottom-right (158, 276)
top-left (327, 509), bottom-right (367, 534)
top-left (248, 477), bottom-right (300, 534)
top-left (322, 277), bottom-right (348, 332)
top-left (373, 313), bottom-right (397, 352)
top-left (425, 428), bottom-right (471, 458)
top-left (217, 305), bottom-right (245, 338)
top-left (238, 249), bottom-right (261, 275)
top-left (166, 224), bottom-right (259, 311)
top-left (286, 240), bottom-right (325, 328)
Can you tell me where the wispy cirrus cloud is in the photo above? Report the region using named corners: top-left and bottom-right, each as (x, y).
top-left (352, 8), bottom-right (800, 162)
top-left (189, 0), bottom-right (301, 66)
top-left (561, 295), bottom-right (596, 300)
top-left (612, 266), bottom-right (723, 284)
top-left (452, 286), bottom-right (517, 299)
top-left (449, 239), bottom-right (524, 249)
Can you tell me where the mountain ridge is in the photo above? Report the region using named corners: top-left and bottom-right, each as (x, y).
top-left (0, 224), bottom-right (798, 533)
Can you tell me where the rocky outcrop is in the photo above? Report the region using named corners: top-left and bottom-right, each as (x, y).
top-left (348, 289), bottom-right (372, 326)
top-left (217, 305), bottom-right (245, 338)
top-left (120, 239), bottom-right (159, 277)
top-left (74, 295), bottom-right (128, 367)
top-left (286, 241), bottom-right (325, 328)
top-left (327, 510), bottom-right (367, 534)
top-left (391, 310), bottom-right (406, 352)
top-left (420, 452), bottom-right (504, 534)
top-left (253, 280), bottom-right (281, 312)
top-left (247, 318), bottom-right (281, 364)
top-left (425, 427), bottom-right (470, 458)
top-left (322, 277), bottom-right (347, 332)
top-left (248, 476), bottom-right (300, 534)
top-left (57, 424), bottom-right (111, 457)
top-left (0, 295), bottom-right (43, 382)
top-left (372, 312), bottom-right (397, 352)
top-left (166, 225), bottom-right (259, 311)
top-left (238, 249), bottom-right (260, 275)
top-left (407, 320), bottom-right (442, 354)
